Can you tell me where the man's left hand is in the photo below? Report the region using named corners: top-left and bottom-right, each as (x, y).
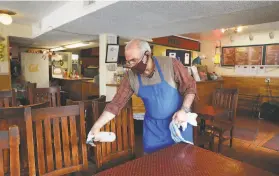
top-left (172, 109), bottom-right (188, 124)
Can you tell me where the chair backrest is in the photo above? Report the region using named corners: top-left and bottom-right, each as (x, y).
top-left (0, 89), bottom-right (16, 107)
top-left (66, 95), bottom-right (106, 135)
top-left (28, 87), bottom-right (61, 107)
top-left (212, 88), bottom-right (239, 121)
top-left (0, 126), bottom-right (20, 176)
top-left (92, 99), bottom-right (135, 169)
top-left (0, 101), bottom-right (50, 172)
top-left (25, 103), bottom-right (88, 176)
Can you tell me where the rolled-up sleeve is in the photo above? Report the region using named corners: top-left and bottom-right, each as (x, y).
top-left (172, 58), bottom-right (197, 96)
top-left (104, 73), bottom-right (134, 115)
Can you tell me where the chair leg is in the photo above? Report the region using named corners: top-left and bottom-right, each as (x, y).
top-left (209, 136), bottom-right (214, 151)
top-left (230, 128), bottom-right (233, 148)
top-left (218, 131), bottom-right (223, 153)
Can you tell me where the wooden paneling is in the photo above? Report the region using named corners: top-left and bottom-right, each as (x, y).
top-left (61, 79), bottom-right (99, 101)
top-left (222, 76), bottom-right (279, 97)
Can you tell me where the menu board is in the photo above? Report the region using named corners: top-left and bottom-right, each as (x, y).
top-left (265, 45), bottom-right (279, 65)
top-left (222, 46), bottom-right (263, 66)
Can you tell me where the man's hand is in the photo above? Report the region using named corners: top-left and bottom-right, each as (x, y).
top-left (86, 111), bottom-right (116, 146)
top-left (172, 109), bottom-right (188, 124)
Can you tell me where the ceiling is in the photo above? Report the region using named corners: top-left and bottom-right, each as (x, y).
top-left (180, 21), bottom-right (279, 41)
top-left (0, 1), bottom-right (67, 25)
top-left (6, 1), bottom-right (279, 48)
top-left (55, 1), bottom-right (279, 38)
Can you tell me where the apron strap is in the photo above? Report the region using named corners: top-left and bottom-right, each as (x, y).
top-left (137, 57), bottom-right (165, 86)
top-left (154, 58), bottom-right (165, 82)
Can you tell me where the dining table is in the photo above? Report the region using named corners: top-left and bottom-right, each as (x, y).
top-left (94, 143), bottom-right (275, 176)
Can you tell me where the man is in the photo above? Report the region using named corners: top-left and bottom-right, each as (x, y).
top-left (88, 39), bottom-right (197, 154)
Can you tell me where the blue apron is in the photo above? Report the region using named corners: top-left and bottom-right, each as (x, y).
top-left (137, 57), bottom-right (193, 154)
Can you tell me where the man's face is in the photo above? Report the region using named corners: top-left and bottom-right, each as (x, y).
top-left (125, 47), bottom-right (153, 76)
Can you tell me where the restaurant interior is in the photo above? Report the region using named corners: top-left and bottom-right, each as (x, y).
top-left (0, 1), bottom-right (279, 176)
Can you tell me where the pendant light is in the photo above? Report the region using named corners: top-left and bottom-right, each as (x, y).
top-left (0, 10), bottom-right (16, 25)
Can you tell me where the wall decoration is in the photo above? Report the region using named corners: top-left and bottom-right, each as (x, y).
top-left (222, 45), bottom-right (263, 66)
top-left (28, 64), bottom-right (39, 72)
top-left (265, 44), bottom-right (279, 65)
top-left (0, 43), bottom-right (5, 61)
top-left (106, 44), bottom-right (119, 63)
top-left (166, 49), bottom-right (192, 66)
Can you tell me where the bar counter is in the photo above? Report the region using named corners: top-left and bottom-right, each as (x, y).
top-left (55, 77), bottom-right (99, 101)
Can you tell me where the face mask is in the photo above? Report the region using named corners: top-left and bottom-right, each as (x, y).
top-left (131, 52), bottom-right (149, 74)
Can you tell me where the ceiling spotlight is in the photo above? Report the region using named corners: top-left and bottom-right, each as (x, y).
top-left (236, 26), bottom-right (242, 32)
top-left (0, 10), bottom-right (16, 25)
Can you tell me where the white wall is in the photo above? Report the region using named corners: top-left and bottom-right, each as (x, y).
top-left (201, 30), bottom-right (279, 77)
top-left (21, 53), bottom-right (49, 88)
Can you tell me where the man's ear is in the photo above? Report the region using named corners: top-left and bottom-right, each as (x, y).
top-left (145, 51), bottom-right (152, 57)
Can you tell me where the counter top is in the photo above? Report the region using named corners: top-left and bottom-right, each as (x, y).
top-left (54, 77), bottom-right (93, 81)
top-left (106, 79), bottom-right (223, 87)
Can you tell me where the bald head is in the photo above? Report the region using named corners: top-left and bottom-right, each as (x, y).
top-left (125, 39), bottom-right (151, 62)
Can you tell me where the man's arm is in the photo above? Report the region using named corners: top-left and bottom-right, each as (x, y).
top-left (91, 73), bottom-right (134, 132)
top-left (172, 58), bottom-right (197, 111)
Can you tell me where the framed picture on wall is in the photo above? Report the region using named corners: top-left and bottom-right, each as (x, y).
top-left (106, 44), bottom-right (119, 63)
top-left (222, 45), bottom-right (264, 66)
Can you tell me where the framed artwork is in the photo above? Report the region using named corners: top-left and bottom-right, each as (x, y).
top-left (106, 44), bottom-right (119, 63)
top-left (222, 45), bottom-right (264, 66)
top-left (265, 44), bottom-right (279, 65)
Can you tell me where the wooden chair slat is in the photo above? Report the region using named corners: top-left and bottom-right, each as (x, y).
top-left (9, 126), bottom-right (20, 176)
top-left (79, 102), bottom-right (88, 168)
top-left (53, 118), bottom-right (62, 169)
top-left (116, 113), bottom-right (123, 152)
top-left (105, 121), bottom-right (111, 155)
top-left (25, 108), bottom-right (36, 175)
top-left (122, 109), bottom-right (128, 150)
top-left (61, 116), bottom-right (71, 167)
top-left (69, 115), bottom-right (79, 166)
top-left (36, 120), bottom-right (46, 175)
top-left (0, 150), bottom-right (4, 176)
top-left (127, 107), bottom-right (135, 152)
top-left (44, 118), bottom-right (54, 172)
top-left (110, 118), bottom-right (117, 153)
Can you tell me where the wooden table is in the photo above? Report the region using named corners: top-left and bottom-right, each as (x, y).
top-left (95, 144), bottom-right (275, 176)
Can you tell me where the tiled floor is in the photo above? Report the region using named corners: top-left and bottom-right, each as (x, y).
top-left (76, 114), bottom-right (279, 175)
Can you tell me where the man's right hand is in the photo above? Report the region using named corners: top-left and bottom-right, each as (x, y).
top-left (87, 126), bottom-right (101, 144)
top-left (86, 111), bottom-right (116, 145)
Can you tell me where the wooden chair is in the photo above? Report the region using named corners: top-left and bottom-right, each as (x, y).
top-left (25, 102), bottom-right (88, 176)
top-left (0, 126), bottom-right (20, 176)
top-left (193, 119), bottom-right (214, 151)
top-left (0, 101), bottom-right (50, 173)
top-left (208, 88), bottom-right (239, 152)
top-left (92, 99), bottom-right (135, 171)
top-left (28, 86), bottom-right (61, 107)
top-left (0, 89), bottom-right (16, 107)
top-left (66, 95), bottom-right (106, 161)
